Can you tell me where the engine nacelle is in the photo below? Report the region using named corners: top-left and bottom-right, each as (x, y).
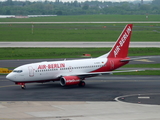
top-left (60, 76), bottom-right (81, 86)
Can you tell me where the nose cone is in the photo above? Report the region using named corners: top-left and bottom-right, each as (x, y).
top-left (6, 73), bottom-right (11, 80)
top-left (6, 73), bottom-right (15, 81)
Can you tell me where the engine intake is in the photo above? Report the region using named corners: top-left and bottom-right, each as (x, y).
top-left (60, 76), bottom-right (81, 86)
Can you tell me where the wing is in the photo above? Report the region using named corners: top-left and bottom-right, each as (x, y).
top-left (62, 69), bottom-right (144, 78)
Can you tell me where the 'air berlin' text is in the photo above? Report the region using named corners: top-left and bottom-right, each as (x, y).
top-left (38, 63), bottom-right (65, 69)
top-left (114, 26), bottom-right (131, 57)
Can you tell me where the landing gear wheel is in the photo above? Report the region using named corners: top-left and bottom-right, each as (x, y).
top-left (21, 85), bottom-right (26, 89)
top-left (78, 81), bottom-right (85, 87)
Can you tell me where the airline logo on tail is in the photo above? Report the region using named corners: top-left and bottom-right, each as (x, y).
top-left (114, 25), bottom-right (132, 57)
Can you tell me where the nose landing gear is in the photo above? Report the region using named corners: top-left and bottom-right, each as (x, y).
top-left (15, 82), bottom-right (26, 89)
top-left (21, 84), bottom-right (26, 89)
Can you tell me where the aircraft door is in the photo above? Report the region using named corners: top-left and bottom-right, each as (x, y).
top-left (68, 66), bottom-right (72, 72)
top-left (28, 66), bottom-right (34, 77)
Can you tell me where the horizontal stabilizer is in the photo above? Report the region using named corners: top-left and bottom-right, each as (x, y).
top-left (121, 56), bottom-right (160, 62)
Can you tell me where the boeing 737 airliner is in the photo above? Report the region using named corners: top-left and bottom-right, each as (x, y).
top-left (6, 24), bottom-right (141, 89)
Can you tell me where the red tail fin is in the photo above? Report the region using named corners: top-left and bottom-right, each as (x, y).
top-left (98, 24), bottom-right (133, 58)
top-left (108, 24), bottom-right (133, 58)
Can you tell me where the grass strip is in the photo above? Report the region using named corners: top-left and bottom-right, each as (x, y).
top-left (0, 48), bottom-right (160, 60)
top-left (0, 23), bottom-right (160, 42)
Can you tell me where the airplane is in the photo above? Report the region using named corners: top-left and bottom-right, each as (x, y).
top-left (6, 24), bottom-right (142, 89)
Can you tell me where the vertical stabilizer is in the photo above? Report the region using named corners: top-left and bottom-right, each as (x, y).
top-left (99, 24), bottom-right (133, 58)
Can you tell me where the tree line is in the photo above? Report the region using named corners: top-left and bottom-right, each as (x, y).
top-left (0, 0), bottom-right (160, 15)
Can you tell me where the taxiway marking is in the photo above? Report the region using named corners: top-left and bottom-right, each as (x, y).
top-left (134, 59), bottom-right (154, 62)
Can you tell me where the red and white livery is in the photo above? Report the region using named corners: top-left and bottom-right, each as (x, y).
top-left (6, 24), bottom-right (140, 89)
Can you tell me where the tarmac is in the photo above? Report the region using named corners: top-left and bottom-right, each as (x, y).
top-left (0, 42), bottom-right (160, 48)
top-left (1, 75), bottom-right (160, 120)
top-left (0, 56), bottom-right (160, 120)
top-left (1, 101), bottom-right (160, 120)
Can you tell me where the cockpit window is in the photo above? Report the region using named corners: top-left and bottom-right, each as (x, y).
top-left (13, 70), bottom-right (23, 73)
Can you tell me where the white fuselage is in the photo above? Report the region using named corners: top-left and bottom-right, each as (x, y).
top-left (7, 58), bottom-right (108, 83)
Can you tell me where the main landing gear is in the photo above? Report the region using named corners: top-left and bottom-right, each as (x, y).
top-left (78, 81), bottom-right (85, 87)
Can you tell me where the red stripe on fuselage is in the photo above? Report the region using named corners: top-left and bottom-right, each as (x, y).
top-left (91, 58), bottom-right (129, 72)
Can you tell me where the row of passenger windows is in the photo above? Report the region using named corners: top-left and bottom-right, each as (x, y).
top-left (35, 65), bottom-right (104, 72)
top-left (35, 69), bottom-right (58, 72)
top-left (60, 65), bottom-right (104, 70)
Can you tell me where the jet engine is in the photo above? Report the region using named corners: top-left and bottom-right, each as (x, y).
top-left (60, 76), bottom-right (81, 86)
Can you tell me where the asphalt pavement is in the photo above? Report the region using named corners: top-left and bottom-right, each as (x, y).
top-left (0, 75), bottom-right (160, 103)
top-left (1, 75), bottom-right (160, 120)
